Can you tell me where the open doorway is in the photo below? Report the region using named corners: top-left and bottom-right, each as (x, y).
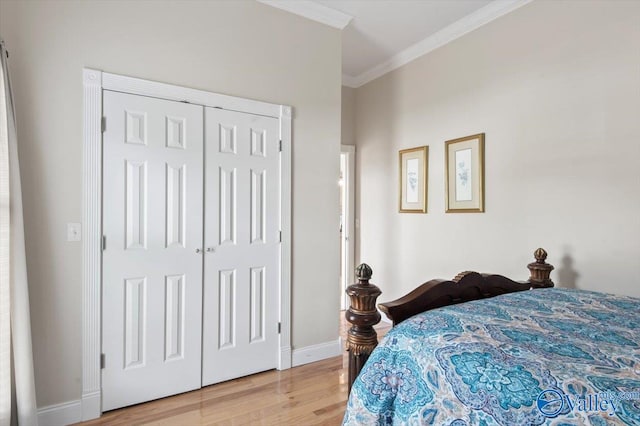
top-left (340, 145), bottom-right (356, 310)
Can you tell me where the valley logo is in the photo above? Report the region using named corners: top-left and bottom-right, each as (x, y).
top-left (537, 389), bottom-right (640, 417)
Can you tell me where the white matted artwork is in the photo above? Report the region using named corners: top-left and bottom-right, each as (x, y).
top-left (445, 133), bottom-right (484, 213)
top-left (399, 146), bottom-right (428, 213)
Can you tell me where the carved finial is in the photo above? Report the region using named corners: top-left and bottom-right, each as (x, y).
top-left (528, 247), bottom-right (554, 287)
top-left (534, 248), bottom-right (547, 264)
top-left (356, 263), bottom-right (373, 282)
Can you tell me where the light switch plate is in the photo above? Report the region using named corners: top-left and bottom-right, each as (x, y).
top-left (67, 223), bottom-right (82, 242)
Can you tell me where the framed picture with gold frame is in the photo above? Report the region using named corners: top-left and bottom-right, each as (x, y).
top-left (445, 133), bottom-right (485, 213)
top-left (399, 146), bottom-right (428, 213)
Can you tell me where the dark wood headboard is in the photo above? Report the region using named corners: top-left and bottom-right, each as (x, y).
top-left (344, 248), bottom-right (555, 392)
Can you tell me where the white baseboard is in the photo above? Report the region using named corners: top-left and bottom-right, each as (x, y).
top-left (38, 399), bottom-right (81, 426)
top-left (291, 337), bottom-right (343, 367)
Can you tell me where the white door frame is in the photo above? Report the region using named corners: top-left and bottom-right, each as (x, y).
top-left (81, 69), bottom-right (292, 421)
top-left (340, 145), bottom-right (355, 310)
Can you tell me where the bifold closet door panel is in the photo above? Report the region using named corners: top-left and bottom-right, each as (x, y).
top-left (102, 90), bottom-right (204, 411)
top-left (202, 107), bottom-right (280, 385)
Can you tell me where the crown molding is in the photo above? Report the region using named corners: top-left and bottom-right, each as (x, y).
top-left (344, 0), bottom-right (534, 88)
top-left (341, 73), bottom-right (359, 89)
top-left (258, 0), bottom-right (353, 30)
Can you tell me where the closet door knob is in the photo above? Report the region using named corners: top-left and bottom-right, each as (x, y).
top-left (195, 248), bottom-right (203, 254)
top-left (206, 247), bottom-right (215, 253)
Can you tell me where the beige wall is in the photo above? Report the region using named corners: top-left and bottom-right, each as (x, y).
top-left (341, 85), bottom-right (356, 144)
top-left (355, 0), bottom-right (640, 302)
top-left (0, 0), bottom-right (341, 408)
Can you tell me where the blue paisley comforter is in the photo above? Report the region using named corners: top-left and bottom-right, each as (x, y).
top-left (343, 288), bottom-right (640, 425)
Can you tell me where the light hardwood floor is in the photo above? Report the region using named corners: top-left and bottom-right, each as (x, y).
top-left (75, 314), bottom-right (390, 426)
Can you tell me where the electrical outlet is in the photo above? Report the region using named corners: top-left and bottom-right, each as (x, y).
top-left (67, 223), bottom-right (81, 242)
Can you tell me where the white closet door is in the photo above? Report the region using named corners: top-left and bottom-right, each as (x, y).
top-left (202, 107), bottom-right (280, 385)
top-left (102, 91), bottom-right (204, 411)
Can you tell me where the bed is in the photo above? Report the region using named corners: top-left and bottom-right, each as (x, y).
top-left (342, 249), bottom-right (640, 425)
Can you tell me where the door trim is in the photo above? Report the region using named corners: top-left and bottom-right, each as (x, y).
top-left (81, 68), bottom-right (292, 421)
top-left (340, 145), bottom-right (356, 310)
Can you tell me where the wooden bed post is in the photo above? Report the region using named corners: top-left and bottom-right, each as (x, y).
top-left (527, 247), bottom-right (555, 287)
top-left (345, 263), bottom-right (381, 393)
